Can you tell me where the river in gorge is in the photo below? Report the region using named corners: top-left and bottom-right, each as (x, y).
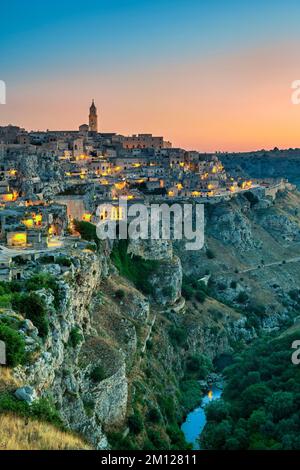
top-left (181, 383), bottom-right (223, 450)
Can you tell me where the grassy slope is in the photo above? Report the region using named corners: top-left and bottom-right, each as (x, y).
top-left (0, 413), bottom-right (92, 450)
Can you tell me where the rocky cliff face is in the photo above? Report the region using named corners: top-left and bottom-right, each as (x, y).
top-left (176, 188), bottom-right (300, 335)
top-left (13, 250), bottom-right (117, 448)
top-left (6, 187), bottom-right (300, 449)
top-left (127, 239), bottom-right (183, 305)
top-left (219, 151), bottom-right (300, 187)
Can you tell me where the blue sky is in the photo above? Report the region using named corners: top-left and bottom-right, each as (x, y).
top-left (1, 0), bottom-right (298, 77)
top-left (1, 1), bottom-right (300, 151)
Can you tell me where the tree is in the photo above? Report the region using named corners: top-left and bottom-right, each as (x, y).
top-left (205, 400), bottom-right (229, 422)
top-left (241, 384), bottom-right (271, 416)
top-left (128, 412), bottom-right (144, 434)
top-left (265, 392), bottom-right (295, 422)
top-left (14, 292), bottom-right (49, 338)
top-left (185, 354), bottom-right (212, 380)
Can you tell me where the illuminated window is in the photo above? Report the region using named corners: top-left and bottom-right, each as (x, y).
top-left (111, 207), bottom-right (123, 220)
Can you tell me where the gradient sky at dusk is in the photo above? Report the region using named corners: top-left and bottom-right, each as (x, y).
top-left (1, 0), bottom-right (300, 151)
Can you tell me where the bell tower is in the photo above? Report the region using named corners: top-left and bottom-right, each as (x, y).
top-left (89, 100), bottom-right (98, 133)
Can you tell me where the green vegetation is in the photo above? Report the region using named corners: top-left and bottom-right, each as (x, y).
top-left (166, 424), bottom-right (191, 449)
top-left (244, 191), bottom-right (259, 207)
top-left (0, 392), bottom-right (63, 429)
top-left (147, 407), bottom-right (161, 423)
top-left (38, 255), bottom-right (55, 264)
top-left (185, 353), bottom-right (213, 380)
top-left (195, 289), bottom-right (206, 302)
top-left (0, 274), bottom-right (62, 339)
top-left (182, 275), bottom-right (208, 303)
top-left (180, 380), bottom-right (203, 411)
top-left (68, 327), bottom-right (83, 348)
top-left (74, 220), bottom-right (99, 246)
top-left (0, 322), bottom-right (26, 366)
top-left (85, 243), bottom-right (97, 252)
top-left (181, 284), bottom-right (194, 300)
top-left (115, 289), bottom-right (125, 300)
top-left (236, 291), bottom-right (249, 304)
top-left (108, 431), bottom-right (140, 450)
top-left (128, 411), bottom-right (144, 434)
top-left (90, 365), bottom-right (106, 383)
top-left (111, 240), bottom-right (160, 295)
top-left (83, 399), bottom-right (95, 417)
top-left (24, 273), bottom-right (63, 309)
top-left (206, 249), bottom-right (215, 259)
top-left (201, 331), bottom-right (300, 450)
top-left (168, 325), bottom-right (187, 348)
top-left (146, 428), bottom-right (169, 450)
top-left (55, 256), bottom-right (72, 267)
top-left (12, 292), bottom-right (49, 338)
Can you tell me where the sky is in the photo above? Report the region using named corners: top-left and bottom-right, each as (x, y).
top-left (1, 0), bottom-right (300, 151)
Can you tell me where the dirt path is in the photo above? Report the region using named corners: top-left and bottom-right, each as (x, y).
top-left (218, 255), bottom-right (300, 276)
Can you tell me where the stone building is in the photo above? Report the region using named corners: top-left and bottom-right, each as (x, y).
top-left (121, 134), bottom-right (172, 150)
top-left (89, 100), bottom-right (98, 133)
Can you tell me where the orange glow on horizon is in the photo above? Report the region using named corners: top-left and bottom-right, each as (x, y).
top-left (5, 43), bottom-right (300, 152)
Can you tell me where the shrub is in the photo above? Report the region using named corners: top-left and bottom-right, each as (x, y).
top-left (185, 354), bottom-right (212, 380)
top-left (0, 294), bottom-right (13, 308)
top-left (83, 399), bottom-right (95, 417)
top-left (146, 339), bottom-right (153, 350)
top-left (0, 323), bottom-right (26, 367)
top-left (142, 439), bottom-right (156, 450)
top-left (157, 395), bottom-right (176, 422)
top-left (214, 353), bottom-right (234, 371)
top-left (0, 285), bottom-right (10, 296)
top-left (128, 412), bottom-right (144, 434)
top-left (147, 407), bottom-right (161, 423)
top-left (166, 424), bottom-right (191, 449)
top-left (182, 285), bottom-right (194, 300)
top-left (115, 289), bottom-right (125, 300)
top-left (180, 380), bottom-right (202, 411)
top-left (236, 291), bottom-right (249, 304)
top-left (289, 290), bottom-right (300, 302)
top-left (230, 281), bottom-right (237, 289)
top-left (6, 281), bottom-right (23, 293)
top-left (107, 431), bottom-right (138, 450)
top-left (86, 243), bottom-right (97, 252)
top-left (147, 428), bottom-right (169, 450)
top-left (31, 398), bottom-right (63, 428)
top-left (68, 327), bottom-right (83, 348)
top-left (25, 273), bottom-right (63, 309)
top-left (0, 392), bottom-right (29, 416)
top-left (0, 393), bottom-right (63, 428)
top-left (205, 400), bottom-right (229, 422)
top-left (12, 292), bottom-right (49, 338)
top-left (206, 249), bottom-right (215, 259)
top-left (195, 289), bottom-right (206, 303)
top-left (218, 282), bottom-right (227, 291)
top-left (245, 302), bottom-right (266, 317)
top-left (168, 325), bottom-right (187, 347)
top-left (90, 365), bottom-right (106, 383)
top-left (55, 256), bottom-right (72, 267)
top-left (244, 191), bottom-right (259, 207)
top-left (39, 255), bottom-right (55, 264)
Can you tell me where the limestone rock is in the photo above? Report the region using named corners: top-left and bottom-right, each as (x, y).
top-left (15, 386), bottom-right (37, 404)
